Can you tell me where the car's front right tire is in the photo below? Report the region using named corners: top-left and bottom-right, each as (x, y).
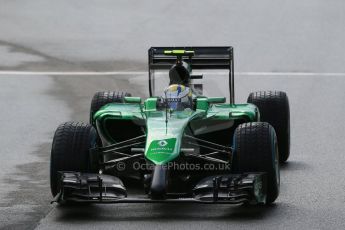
top-left (50, 122), bottom-right (97, 197)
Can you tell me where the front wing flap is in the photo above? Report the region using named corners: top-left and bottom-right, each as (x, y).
top-left (52, 172), bottom-right (127, 203)
top-left (193, 173), bottom-right (267, 204)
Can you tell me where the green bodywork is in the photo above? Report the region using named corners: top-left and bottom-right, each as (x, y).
top-left (93, 97), bottom-right (259, 165)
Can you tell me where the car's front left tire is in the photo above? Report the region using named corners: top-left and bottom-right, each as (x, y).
top-left (232, 122), bottom-right (280, 204)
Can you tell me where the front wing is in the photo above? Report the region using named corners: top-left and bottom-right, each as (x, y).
top-left (52, 172), bottom-right (267, 205)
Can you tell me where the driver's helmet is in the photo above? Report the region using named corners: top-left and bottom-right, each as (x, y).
top-left (164, 84), bottom-right (192, 111)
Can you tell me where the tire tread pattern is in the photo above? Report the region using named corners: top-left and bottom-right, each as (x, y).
top-left (234, 122), bottom-right (279, 203)
top-left (247, 91), bottom-right (290, 162)
top-left (50, 122), bottom-right (95, 196)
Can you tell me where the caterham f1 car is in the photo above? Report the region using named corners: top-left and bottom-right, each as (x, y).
top-left (50, 47), bottom-right (290, 205)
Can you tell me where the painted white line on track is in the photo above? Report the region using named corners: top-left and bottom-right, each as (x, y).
top-left (236, 72), bottom-right (345, 76)
top-left (0, 71), bottom-right (345, 76)
top-left (0, 71), bottom-right (147, 76)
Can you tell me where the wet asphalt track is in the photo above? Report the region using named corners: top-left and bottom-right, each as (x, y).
top-left (1, 0), bottom-right (345, 229)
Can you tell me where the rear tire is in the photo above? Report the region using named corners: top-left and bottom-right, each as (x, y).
top-left (90, 91), bottom-right (131, 124)
top-left (50, 122), bottom-right (97, 197)
top-left (247, 91), bottom-right (290, 162)
top-left (233, 122), bottom-right (280, 204)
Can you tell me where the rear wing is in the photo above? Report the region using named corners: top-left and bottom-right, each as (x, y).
top-left (148, 46), bottom-right (235, 104)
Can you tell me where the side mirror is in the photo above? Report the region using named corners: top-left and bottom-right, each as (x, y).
top-left (124, 97), bottom-right (141, 104)
top-left (207, 97), bottom-right (226, 104)
top-left (144, 98), bottom-right (158, 111)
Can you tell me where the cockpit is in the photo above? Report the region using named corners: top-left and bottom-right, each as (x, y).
top-left (163, 84), bottom-right (193, 111)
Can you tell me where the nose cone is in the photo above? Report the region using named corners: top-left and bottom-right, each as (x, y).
top-left (145, 137), bottom-right (178, 165)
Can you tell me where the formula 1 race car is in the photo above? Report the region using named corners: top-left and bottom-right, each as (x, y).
top-left (50, 47), bottom-right (290, 205)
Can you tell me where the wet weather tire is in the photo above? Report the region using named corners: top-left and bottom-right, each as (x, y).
top-left (50, 122), bottom-right (97, 197)
top-left (247, 91), bottom-right (290, 162)
top-left (233, 122), bottom-right (280, 204)
top-left (90, 91), bottom-right (131, 124)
